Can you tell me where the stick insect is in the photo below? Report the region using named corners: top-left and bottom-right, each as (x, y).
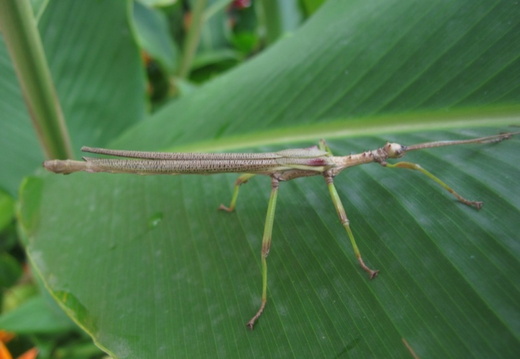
top-left (43, 132), bottom-right (517, 329)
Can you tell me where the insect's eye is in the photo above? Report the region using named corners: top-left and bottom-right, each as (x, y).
top-left (385, 143), bottom-right (405, 158)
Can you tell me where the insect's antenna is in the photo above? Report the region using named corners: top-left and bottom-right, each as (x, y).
top-left (404, 132), bottom-right (518, 152)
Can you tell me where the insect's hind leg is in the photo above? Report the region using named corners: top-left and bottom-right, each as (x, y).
top-left (219, 173), bottom-right (257, 212)
top-left (383, 161), bottom-right (482, 209)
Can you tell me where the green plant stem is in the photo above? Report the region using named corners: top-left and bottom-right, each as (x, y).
top-left (177, 0), bottom-right (208, 79)
top-left (0, 0), bottom-right (72, 159)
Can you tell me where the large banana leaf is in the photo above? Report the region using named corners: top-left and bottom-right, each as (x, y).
top-left (13, 0), bottom-right (520, 358)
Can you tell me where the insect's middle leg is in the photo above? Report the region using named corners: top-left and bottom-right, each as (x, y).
top-left (383, 161), bottom-right (483, 209)
top-left (219, 173), bottom-right (256, 212)
top-left (246, 176), bottom-right (279, 330)
top-left (324, 172), bottom-right (379, 279)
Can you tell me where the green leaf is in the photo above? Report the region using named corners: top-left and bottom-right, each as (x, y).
top-left (17, 0), bottom-right (520, 358)
top-left (133, 1), bottom-right (177, 73)
top-left (0, 294), bottom-right (74, 334)
top-left (0, 189), bottom-right (15, 231)
top-left (0, 253), bottom-right (22, 289)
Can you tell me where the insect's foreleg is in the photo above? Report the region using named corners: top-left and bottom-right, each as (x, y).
top-left (383, 162), bottom-right (483, 209)
top-left (246, 176), bottom-right (279, 330)
top-left (324, 173), bottom-right (379, 279)
top-left (318, 139), bottom-right (333, 154)
top-left (219, 173), bottom-right (256, 212)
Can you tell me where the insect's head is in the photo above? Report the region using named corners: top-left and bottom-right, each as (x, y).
top-left (384, 142), bottom-right (406, 158)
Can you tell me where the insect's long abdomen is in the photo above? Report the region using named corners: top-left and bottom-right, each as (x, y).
top-left (82, 158), bottom-right (284, 175)
top-left (43, 156), bottom-right (334, 176)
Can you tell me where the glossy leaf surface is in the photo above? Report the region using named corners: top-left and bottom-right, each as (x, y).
top-left (14, 0), bottom-right (520, 357)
